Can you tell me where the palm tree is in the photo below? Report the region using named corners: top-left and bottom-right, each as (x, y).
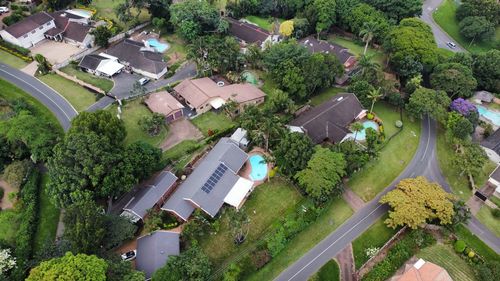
top-left (357, 54), bottom-right (380, 77)
top-left (367, 88), bottom-right (383, 113)
top-left (359, 22), bottom-right (378, 55)
top-left (350, 122), bottom-right (364, 141)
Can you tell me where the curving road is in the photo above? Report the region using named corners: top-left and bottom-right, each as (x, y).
top-left (0, 62), bottom-right (77, 131)
top-left (276, 116), bottom-right (500, 281)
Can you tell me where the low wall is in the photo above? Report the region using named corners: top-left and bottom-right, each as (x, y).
top-left (54, 69), bottom-right (106, 95)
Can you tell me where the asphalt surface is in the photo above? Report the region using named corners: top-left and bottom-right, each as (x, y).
top-left (0, 62), bottom-right (77, 131)
top-left (420, 0), bottom-right (466, 52)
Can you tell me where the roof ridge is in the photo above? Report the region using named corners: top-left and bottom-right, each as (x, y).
top-left (301, 94), bottom-right (352, 127)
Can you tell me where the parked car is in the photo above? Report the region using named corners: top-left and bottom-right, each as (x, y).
top-left (138, 77), bottom-right (150, 86)
top-left (120, 250), bottom-right (136, 261)
top-left (446, 42), bottom-right (457, 49)
top-left (0, 7), bottom-right (9, 14)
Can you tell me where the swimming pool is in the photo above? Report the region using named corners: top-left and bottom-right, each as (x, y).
top-left (146, 38), bottom-right (170, 53)
top-left (248, 154), bottom-right (268, 181)
top-left (477, 105), bottom-right (500, 126)
top-left (66, 9), bottom-right (93, 19)
top-left (353, 120), bottom-right (379, 141)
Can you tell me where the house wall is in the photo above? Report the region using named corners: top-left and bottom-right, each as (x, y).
top-left (488, 177), bottom-right (500, 188)
top-left (1, 20), bottom-right (56, 48)
top-left (132, 66), bottom-right (168, 80)
top-left (238, 97), bottom-right (265, 111)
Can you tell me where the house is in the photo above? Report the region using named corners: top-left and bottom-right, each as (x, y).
top-left (298, 36), bottom-right (357, 71)
top-left (174, 77), bottom-right (266, 114)
top-left (136, 230), bottom-right (180, 280)
top-left (226, 17), bottom-right (279, 49)
top-left (390, 259), bottom-right (452, 281)
top-left (0, 10), bottom-right (93, 48)
top-left (230, 128), bottom-right (250, 149)
top-left (105, 39), bottom-right (168, 79)
top-left (487, 165), bottom-right (500, 198)
top-left (289, 93), bottom-right (366, 144)
top-left (145, 91), bottom-right (184, 123)
top-left (121, 171), bottom-right (178, 223)
top-left (481, 128), bottom-right (500, 163)
top-left (161, 138), bottom-right (254, 221)
top-left (78, 53), bottom-right (124, 77)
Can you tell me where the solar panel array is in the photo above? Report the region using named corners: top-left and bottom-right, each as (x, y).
top-left (201, 163), bottom-right (228, 194)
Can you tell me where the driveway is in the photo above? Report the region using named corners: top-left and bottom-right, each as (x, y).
top-left (160, 118), bottom-right (203, 151)
top-left (110, 72), bottom-right (142, 99)
top-left (420, 0), bottom-right (466, 52)
top-left (30, 40), bottom-right (82, 64)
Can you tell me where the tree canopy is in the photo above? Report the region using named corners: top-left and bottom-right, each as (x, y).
top-left (472, 50), bottom-right (500, 93)
top-left (152, 244), bottom-right (211, 281)
top-left (459, 16), bottom-right (496, 42)
top-left (363, 0), bottom-right (423, 22)
top-left (187, 35), bottom-right (243, 75)
top-left (456, 0), bottom-right (500, 25)
top-left (430, 63), bottom-right (477, 98)
top-left (274, 132), bottom-right (314, 177)
top-left (170, 0), bottom-right (226, 41)
top-left (406, 87), bottom-right (451, 123)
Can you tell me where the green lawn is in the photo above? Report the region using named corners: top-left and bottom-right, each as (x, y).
top-left (161, 32), bottom-right (188, 64)
top-left (33, 174), bottom-right (60, 252)
top-left (0, 209), bottom-right (20, 246)
top-left (310, 87), bottom-right (345, 106)
top-left (91, 0), bottom-right (150, 29)
top-left (39, 74), bottom-right (97, 112)
top-left (329, 36), bottom-right (386, 65)
top-left (244, 16), bottom-right (283, 31)
top-left (162, 139), bottom-right (208, 172)
top-left (245, 198), bottom-right (353, 281)
top-left (108, 98), bottom-right (168, 146)
top-left (417, 243), bottom-right (477, 281)
top-left (59, 65), bottom-right (114, 93)
top-left (191, 111), bottom-right (235, 136)
top-left (200, 178), bottom-right (303, 267)
top-left (433, 0), bottom-right (500, 53)
top-left (454, 224), bottom-right (500, 262)
top-left (436, 128), bottom-right (497, 202)
top-left (0, 49), bottom-right (29, 69)
top-left (349, 104), bottom-right (421, 201)
top-left (489, 195), bottom-right (500, 208)
top-left (352, 217), bottom-right (399, 269)
top-left (476, 205), bottom-right (500, 237)
top-left (309, 260), bottom-right (340, 281)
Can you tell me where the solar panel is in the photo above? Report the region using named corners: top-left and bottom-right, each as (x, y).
top-left (201, 163), bottom-right (228, 194)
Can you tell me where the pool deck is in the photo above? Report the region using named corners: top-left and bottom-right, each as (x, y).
top-left (239, 147), bottom-right (274, 187)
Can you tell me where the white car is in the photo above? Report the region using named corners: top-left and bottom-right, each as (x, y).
top-left (121, 250), bottom-right (136, 261)
top-left (0, 7), bottom-right (9, 14)
top-left (446, 42), bottom-right (457, 49)
top-left (138, 77), bottom-right (150, 86)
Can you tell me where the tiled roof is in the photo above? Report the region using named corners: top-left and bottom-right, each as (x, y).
top-left (145, 91), bottom-right (185, 116)
top-left (299, 36), bottom-right (356, 65)
top-left (106, 39), bottom-right (167, 74)
top-left (4, 12), bottom-right (53, 38)
top-left (226, 17), bottom-right (270, 45)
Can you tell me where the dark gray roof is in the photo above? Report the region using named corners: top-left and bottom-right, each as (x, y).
top-left (123, 171), bottom-right (177, 220)
top-left (162, 138), bottom-right (248, 220)
top-left (298, 36), bottom-right (355, 65)
top-left (481, 129), bottom-right (500, 156)
top-left (78, 54), bottom-right (107, 70)
top-left (4, 12), bottom-right (53, 38)
top-left (63, 22), bottom-right (91, 42)
top-left (490, 165), bottom-right (500, 182)
top-left (226, 17), bottom-right (270, 45)
top-left (136, 231), bottom-right (180, 279)
top-left (290, 93), bottom-right (364, 143)
top-left (106, 39), bottom-right (167, 75)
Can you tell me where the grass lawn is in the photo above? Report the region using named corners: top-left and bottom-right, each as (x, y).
top-left (433, 0), bottom-right (500, 53)
top-left (328, 36), bottom-right (386, 65)
top-left (191, 111), bottom-right (235, 137)
top-left (349, 104), bottom-right (421, 201)
top-left (0, 209), bottom-right (20, 246)
top-left (162, 139), bottom-right (207, 172)
top-left (489, 195), bottom-right (500, 208)
top-left (417, 243), bottom-right (477, 281)
top-left (59, 65), bottom-right (114, 93)
top-left (455, 224), bottom-right (500, 262)
top-left (160, 32), bottom-right (188, 64)
top-left (310, 87), bottom-right (345, 106)
top-left (108, 98), bottom-right (168, 146)
top-left (436, 128), bottom-right (497, 202)
top-left (0, 49), bottom-right (29, 69)
top-left (476, 205), bottom-right (500, 237)
top-left (200, 178), bottom-right (303, 267)
top-left (34, 174), bottom-right (60, 252)
top-left (244, 16), bottom-right (283, 31)
top-left (352, 217), bottom-right (399, 269)
top-left (309, 260), bottom-right (340, 281)
top-left (39, 74), bottom-right (97, 112)
top-left (91, 0), bottom-right (150, 29)
top-left (245, 198), bottom-right (353, 281)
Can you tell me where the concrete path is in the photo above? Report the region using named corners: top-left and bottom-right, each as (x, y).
top-left (335, 244), bottom-right (356, 281)
top-left (342, 188), bottom-right (365, 211)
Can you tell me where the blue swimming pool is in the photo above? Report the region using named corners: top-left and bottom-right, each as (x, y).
top-left (249, 154), bottom-right (268, 181)
top-left (354, 120), bottom-right (379, 141)
top-left (477, 105), bottom-right (500, 126)
top-left (146, 38), bottom-right (170, 53)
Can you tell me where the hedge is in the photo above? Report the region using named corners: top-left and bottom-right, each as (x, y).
top-left (0, 40), bottom-right (33, 62)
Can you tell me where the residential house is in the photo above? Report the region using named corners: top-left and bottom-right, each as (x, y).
top-left (0, 10), bottom-right (93, 48)
top-left (230, 128), bottom-right (250, 150)
top-left (288, 93), bottom-right (366, 144)
top-left (105, 39), bottom-right (168, 79)
top-left (174, 77), bottom-right (266, 114)
top-left (390, 259), bottom-right (452, 281)
top-left (136, 230), bottom-right (180, 280)
top-left (161, 138), bottom-right (254, 221)
top-left (226, 17), bottom-right (279, 49)
top-left (78, 53), bottom-right (124, 77)
top-left (145, 91), bottom-right (185, 123)
top-left (487, 165), bottom-right (500, 199)
top-left (121, 171), bottom-right (178, 223)
top-left (481, 128), bottom-right (500, 163)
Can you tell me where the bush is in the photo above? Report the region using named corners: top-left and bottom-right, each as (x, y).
top-left (3, 160), bottom-right (33, 189)
top-left (251, 250), bottom-right (271, 269)
top-left (454, 240), bottom-right (466, 253)
top-left (468, 250), bottom-right (475, 258)
top-left (491, 208), bottom-right (500, 218)
top-left (367, 113), bottom-right (374, 120)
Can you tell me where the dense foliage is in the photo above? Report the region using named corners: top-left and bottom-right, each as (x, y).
top-left (472, 50), bottom-right (500, 93)
top-left (430, 63), bottom-right (477, 98)
top-left (363, 0), bottom-right (423, 22)
top-left (152, 244), bottom-right (212, 281)
top-left (274, 132), bottom-right (314, 176)
top-left (406, 87), bottom-right (451, 123)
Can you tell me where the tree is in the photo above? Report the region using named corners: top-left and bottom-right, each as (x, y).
top-left (367, 87), bottom-right (382, 113)
top-left (147, 0), bottom-right (172, 19)
top-left (459, 16), bottom-right (495, 43)
top-left (348, 80), bottom-right (375, 108)
top-left (451, 200), bottom-right (471, 226)
top-left (279, 20), bottom-right (294, 37)
top-left (69, 111), bottom-right (126, 146)
top-left (274, 132), bottom-right (314, 176)
top-left (446, 112), bottom-right (473, 141)
top-left (115, 2), bottom-right (133, 22)
top-left (332, 140), bottom-right (369, 175)
top-left (223, 263), bottom-right (241, 281)
top-left (350, 122), bottom-right (364, 140)
top-left (2, 160), bottom-right (33, 189)
top-left (130, 81), bottom-right (146, 97)
top-left (356, 54), bottom-right (380, 83)
top-left (170, 0), bottom-right (225, 41)
top-left (105, 258), bottom-right (145, 281)
top-left (187, 35), bottom-right (243, 75)
top-left (138, 113), bottom-right (165, 136)
top-left (430, 63), bottom-right (477, 98)
top-left (291, 18), bottom-right (310, 39)
top-left (406, 87), bottom-right (451, 123)
top-left (453, 141), bottom-right (488, 184)
top-left (380, 177), bottom-right (455, 229)
top-left (364, 0), bottom-right (424, 22)
top-left (265, 89), bottom-right (296, 114)
top-left (472, 50), bottom-right (500, 93)
top-left (346, 3), bottom-right (391, 43)
top-left (295, 146), bottom-right (347, 200)
top-left (456, 0), bottom-right (500, 25)
top-left (238, 106), bottom-right (286, 151)
top-left (226, 208), bottom-right (250, 244)
top-left (359, 21), bottom-right (378, 54)
top-left (391, 54), bottom-right (423, 80)
top-left (124, 141), bottom-right (162, 181)
top-left (63, 199), bottom-right (106, 254)
top-left (313, 0), bottom-right (336, 36)
top-left (102, 215), bottom-right (138, 250)
top-left (152, 17), bottom-right (167, 36)
top-left (365, 127), bottom-right (379, 157)
top-left (34, 54), bottom-right (50, 75)
top-left (26, 252), bottom-right (107, 281)
top-left (0, 248), bottom-right (16, 275)
top-left (90, 26), bottom-right (112, 48)
top-left (152, 244), bottom-right (212, 281)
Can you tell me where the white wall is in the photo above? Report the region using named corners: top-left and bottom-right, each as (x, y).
top-left (1, 20), bottom-right (56, 48)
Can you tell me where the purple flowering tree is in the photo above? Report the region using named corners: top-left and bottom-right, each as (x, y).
top-left (450, 98), bottom-right (477, 116)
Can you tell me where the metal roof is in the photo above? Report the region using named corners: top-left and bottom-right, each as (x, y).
top-left (136, 230), bottom-right (180, 279)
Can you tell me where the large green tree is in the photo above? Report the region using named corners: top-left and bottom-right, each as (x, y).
top-left (348, 80), bottom-right (375, 108)
top-left (274, 132), bottom-right (315, 177)
top-left (453, 141), bottom-right (488, 185)
top-left (430, 63), bottom-right (477, 98)
top-left (406, 87), bottom-right (451, 123)
top-left (69, 111), bottom-right (126, 146)
top-left (170, 0), bottom-right (226, 41)
top-left (313, 0), bottom-right (336, 36)
top-left (446, 112), bottom-right (473, 141)
top-left (152, 244), bottom-right (212, 281)
top-left (472, 50), bottom-right (500, 93)
top-left (90, 26), bottom-right (112, 48)
top-left (364, 0), bottom-right (423, 22)
top-left (124, 141), bottom-right (162, 181)
top-left (346, 3), bottom-right (391, 42)
top-left (459, 16), bottom-right (496, 42)
top-left (456, 0), bottom-right (500, 25)
top-left (187, 35), bottom-right (243, 75)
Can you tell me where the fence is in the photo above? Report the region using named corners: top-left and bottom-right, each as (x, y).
top-left (109, 21), bottom-right (150, 44)
top-left (54, 69), bottom-right (106, 95)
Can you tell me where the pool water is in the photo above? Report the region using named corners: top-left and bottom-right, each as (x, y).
top-left (249, 154), bottom-right (268, 181)
top-left (66, 9), bottom-right (93, 19)
top-left (146, 38), bottom-right (170, 53)
top-left (242, 71), bottom-right (258, 85)
top-left (476, 105), bottom-right (500, 126)
top-left (353, 120), bottom-right (379, 141)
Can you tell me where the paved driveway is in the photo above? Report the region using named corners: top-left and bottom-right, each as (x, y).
top-left (30, 40), bottom-right (82, 64)
top-left (110, 72), bottom-right (142, 99)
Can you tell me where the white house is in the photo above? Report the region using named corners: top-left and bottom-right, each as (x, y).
top-left (487, 165), bottom-right (500, 198)
top-left (0, 12), bottom-right (56, 48)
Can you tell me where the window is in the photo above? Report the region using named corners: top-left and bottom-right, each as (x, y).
top-left (23, 34), bottom-right (28, 38)
top-left (31, 30), bottom-right (36, 34)
top-left (46, 22), bottom-right (51, 27)
top-left (39, 26), bottom-right (43, 30)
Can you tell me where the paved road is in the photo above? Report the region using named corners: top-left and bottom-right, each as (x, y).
top-left (276, 116), bottom-right (500, 281)
top-left (0, 62), bottom-right (77, 131)
top-left (420, 0), bottom-right (466, 52)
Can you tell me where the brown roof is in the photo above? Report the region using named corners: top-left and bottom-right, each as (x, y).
top-left (298, 36), bottom-right (356, 66)
top-left (174, 78), bottom-right (266, 108)
top-left (4, 12), bottom-right (53, 38)
top-left (289, 93), bottom-right (364, 143)
top-left (106, 39), bottom-right (167, 75)
top-left (145, 91), bottom-right (184, 116)
top-left (63, 22), bottom-right (92, 42)
top-left (226, 17), bottom-right (270, 45)
top-left (49, 11), bottom-right (91, 43)
top-left (396, 260), bottom-right (452, 281)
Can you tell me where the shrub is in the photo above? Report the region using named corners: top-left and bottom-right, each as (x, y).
top-left (454, 240), bottom-right (466, 253)
top-left (251, 250), bottom-right (271, 269)
top-left (468, 250), bottom-right (475, 258)
top-left (367, 113), bottom-right (374, 120)
top-left (0, 39), bottom-right (30, 56)
top-left (3, 160), bottom-right (33, 189)
top-left (0, 187), bottom-right (4, 200)
top-left (491, 208), bottom-right (500, 218)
